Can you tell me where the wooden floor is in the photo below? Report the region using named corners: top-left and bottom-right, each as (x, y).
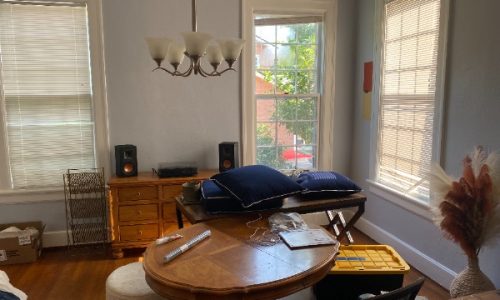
top-left (1, 228), bottom-right (450, 300)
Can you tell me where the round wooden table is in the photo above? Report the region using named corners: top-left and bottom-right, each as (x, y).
top-left (143, 216), bottom-right (339, 300)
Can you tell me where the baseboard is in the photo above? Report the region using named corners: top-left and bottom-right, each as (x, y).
top-left (344, 212), bottom-right (456, 290)
top-left (43, 229), bottom-right (111, 248)
top-left (43, 230), bottom-right (69, 248)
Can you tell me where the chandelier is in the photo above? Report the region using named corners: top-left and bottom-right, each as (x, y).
top-left (146, 0), bottom-right (245, 77)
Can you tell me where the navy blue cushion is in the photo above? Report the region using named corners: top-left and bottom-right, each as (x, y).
top-left (200, 180), bottom-right (284, 213)
top-left (211, 165), bottom-right (303, 208)
top-left (296, 171), bottom-right (361, 198)
top-left (201, 179), bottom-right (232, 200)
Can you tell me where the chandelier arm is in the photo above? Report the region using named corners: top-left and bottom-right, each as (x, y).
top-left (198, 69), bottom-right (208, 77)
top-left (157, 66), bottom-right (177, 76)
top-left (156, 61), bottom-right (196, 77)
top-left (175, 66), bottom-right (190, 76)
top-left (181, 62), bottom-right (194, 77)
top-left (183, 69), bottom-right (192, 77)
top-left (169, 58), bottom-right (194, 76)
top-left (214, 67), bottom-right (237, 75)
top-left (195, 61), bottom-right (206, 77)
top-left (198, 65), bottom-right (219, 77)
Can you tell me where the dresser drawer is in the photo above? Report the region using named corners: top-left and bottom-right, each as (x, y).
top-left (162, 185), bottom-right (183, 200)
top-left (118, 186), bottom-right (157, 201)
top-left (119, 204), bottom-right (158, 222)
top-left (120, 224), bottom-right (158, 242)
top-left (162, 201), bottom-right (176, 218)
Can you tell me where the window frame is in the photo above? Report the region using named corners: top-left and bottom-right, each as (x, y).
top-left (242, 0), bottom-right (337, 171)
top-left (0, 0), bottom-right (109, 203)
top-left (368, 0), bottom-right (450, 219)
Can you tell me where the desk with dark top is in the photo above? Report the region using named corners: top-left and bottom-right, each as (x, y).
top-left (175, 192), bottom-right (366, 242)
top-left (143, 217), bottom-right (340, 300)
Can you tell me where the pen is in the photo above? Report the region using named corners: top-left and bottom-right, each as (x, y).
top-left (156, 233), bottom-right (183, 246)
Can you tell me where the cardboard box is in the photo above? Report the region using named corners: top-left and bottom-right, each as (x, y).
top-left (0, 221), bottom-right (44, 266)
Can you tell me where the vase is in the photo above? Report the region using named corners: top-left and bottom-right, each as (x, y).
top-left (450, 256), bottom-right (495, 298)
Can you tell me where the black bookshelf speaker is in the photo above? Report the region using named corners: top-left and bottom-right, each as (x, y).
top-left (219, 142), bottom-right (239, 172)
top-left (115, 144), bottom-right (138, 177)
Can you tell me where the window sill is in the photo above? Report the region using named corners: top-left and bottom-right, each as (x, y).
top-left (0, 188), bottom-right (65, 204)
top-left (366, 179), bottom-right (432, 221)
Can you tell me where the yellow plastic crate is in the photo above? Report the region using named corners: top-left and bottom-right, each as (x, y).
top-left (331, 244), bottom-right (410, 275)
top-left (315, 245), bottom-right (410, 300)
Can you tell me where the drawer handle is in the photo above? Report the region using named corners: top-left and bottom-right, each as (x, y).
top-left (138, 230), bottom-right (143, 236)
top-left (136, 192), bottom-right (142, 197)
top-left (136, 210), bottom-right (143, 215)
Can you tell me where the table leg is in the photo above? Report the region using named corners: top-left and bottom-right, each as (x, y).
top-left (176, 207), bottom-right (184, 229)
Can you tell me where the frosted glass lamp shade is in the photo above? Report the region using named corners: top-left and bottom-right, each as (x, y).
top-left (218, 39), bottom-right (245, 61)
top-left (181, 32), bottom-right (213, 57)
top-left (166, 41), bottom-right (186, 65)
top-left (145, 38), bottom-right (171, 62)
top-left (206, 44), bottom-right (223, 64)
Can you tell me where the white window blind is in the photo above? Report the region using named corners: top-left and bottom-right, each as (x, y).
top-left (0, 2), bottom-right (96, 189)
top-left (377, 0), bottom-right (441, 199)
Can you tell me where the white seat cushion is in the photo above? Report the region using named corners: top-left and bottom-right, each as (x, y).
top-left (105, 262), bottom-right (165, 300)
top-left (0, 270), bottom-right (27, 300)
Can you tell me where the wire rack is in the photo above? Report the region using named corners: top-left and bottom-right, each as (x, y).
top-left (64, 168), bottom-right (108, 246)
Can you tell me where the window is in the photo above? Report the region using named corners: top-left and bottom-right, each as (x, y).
top-left (242, 0), bottom-right (336, 171)
top-left (255, 17), bottom-right (321, 170)
top-left (371, 0), bottom-right (448, 202)
top-left (0, 0), bottom-right (107, 192)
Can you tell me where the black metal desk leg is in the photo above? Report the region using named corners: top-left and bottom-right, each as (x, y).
top-left (176, 207), bottom-right (184, 229)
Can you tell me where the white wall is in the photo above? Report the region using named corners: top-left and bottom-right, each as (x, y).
top-left (0, 201), bottom-right (66, 232)
top-left (351, 0), bottom-right (500, 289)
top-left (332, 0), bottom-right (357, 172)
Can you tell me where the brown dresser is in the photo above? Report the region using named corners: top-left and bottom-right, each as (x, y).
top-left (108, 170), bottom-right (216, 258)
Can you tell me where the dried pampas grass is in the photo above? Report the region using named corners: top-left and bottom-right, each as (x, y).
top-left (430, 147), bottom-right (500, 259)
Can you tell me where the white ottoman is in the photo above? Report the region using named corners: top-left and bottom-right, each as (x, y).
top-left (105, 262), bottom-right (166, 300)
top-left (0, 270), bottom-right (27, 300)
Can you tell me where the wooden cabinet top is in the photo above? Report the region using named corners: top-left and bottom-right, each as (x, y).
top-left (108, 170), bottom-right (217, 186)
